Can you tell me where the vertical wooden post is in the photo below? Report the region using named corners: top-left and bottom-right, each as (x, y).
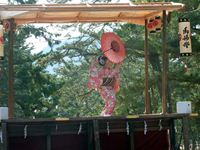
top-left (87, 121), bottom-right (93, 150)
top-left (47, 135), bottom-right (51, 150)
top-left (8, 19), bottom-right (15, 118)
top-left (129, 122), bottom-right (134, 150)
top-left (144, 19), bottom-right (150, 114)
top-left (93, 120), bottom-right (100, 150)
top-left (182, 117), bottom-right (190, 150)
top-left (2, 122), bottom-right (8, 150)
top-left (169, 119), bottom-right (176, 150)
top-left (161, 10), bottom-right (167, 114)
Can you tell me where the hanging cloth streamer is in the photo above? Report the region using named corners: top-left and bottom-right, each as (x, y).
top-left (159, 120), bottom-right (163, 131)
top-left (144, 121), bottom-right (148, 135)
top-left (107, 122), bottom-right (110, 136)
top-left (0, 130), bottom-right (2, 143)
top-left (0, 24), bottom-right (4, 60)
top-left (24, 125), bottom-right (28, 139)
top-left (77, 123), bottom-right (82, 135)
top-left (126, 122), bottom-right (130, 135)
top-left (178, 18), bottom-right (192, 56)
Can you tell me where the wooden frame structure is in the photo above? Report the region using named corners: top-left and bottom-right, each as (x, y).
top-left (0, 3), bottom-right (183, 25)
top-left (0, 114), bottom-right (194, 150)
top-left (1, 2), bottom-right (195, 150)
top-left (0, 2), bottom-right (184, 117)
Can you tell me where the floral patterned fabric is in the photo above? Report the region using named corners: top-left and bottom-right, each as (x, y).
top-left (88, 57), bottom-right (120, 116)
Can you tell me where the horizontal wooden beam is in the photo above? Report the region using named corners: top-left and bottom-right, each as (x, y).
top-left (144, 11), bottom-right (162, 19)
top-left (0, 3), bottom-right (184, 25)
top-left (15, 16), bottom-right (144, 21)
top-left (14, 17), bottom-right (145, 25)
top-left (0, 3), bottom-right (184, 12)
top-left (1, 113), bottom-right (197, 124)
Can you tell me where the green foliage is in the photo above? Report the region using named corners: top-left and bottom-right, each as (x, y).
top-left (55, 61), bottom-right (104, 117)
top-left (0, 1), bottom-right (199, 138)
top-left (0, 23), bottom-right (63, 118)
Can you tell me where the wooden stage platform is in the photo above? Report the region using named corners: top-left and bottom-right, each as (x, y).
top-left (0, 113), bottom-right (197, 150)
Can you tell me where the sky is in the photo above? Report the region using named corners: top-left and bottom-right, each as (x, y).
top-left (25, 24), bottom-right (81, 54)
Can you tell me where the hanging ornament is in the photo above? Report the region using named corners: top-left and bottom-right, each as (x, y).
top-left (178, 18), bottom-right (192, 56)
top-left (0, 24), bottom-right (4, 60)
top-left (147, 18), bottom-right (156, 33)
top-left (154, 16), bottom-right (162, 32)
top-left (147, 16), bottom-right (162, 33)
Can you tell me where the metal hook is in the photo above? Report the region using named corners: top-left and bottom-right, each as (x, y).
top-left (24, 125), bottom-right (28, 139)
top-left (159, 120), bottom-right (163, 131)
top-left (126, 122), bottom-right (130, 135)
top-left (107, 122), bottom-right (110, 136)
top-left (78, 123), bottom-right (82, 135)
top-left (144, 121), bottom-right (147, 135)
